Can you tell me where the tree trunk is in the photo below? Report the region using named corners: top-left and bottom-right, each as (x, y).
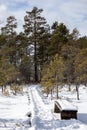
top-left (2, 86), bottom-right (4, 93)
top-left (76, 84), bottom-right (79, 100)
top-left (34, 16), bottom-right (38, 83)
top-left (47, 89), bottom-right (49, 97)
top-left (56, 85), bottom-right (59, 99)
top-left (34, 39), bottom-right (38, 82)
top-left (2, 85), bottom-right (6, 93)
top-left (68, 83), bottom-right (71, 91)
top-left (51, 89), bottom-right (53, 100)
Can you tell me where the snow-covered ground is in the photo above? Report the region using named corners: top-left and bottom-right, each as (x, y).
top-left (0, 85), bottom-right (87, 130)
top-left (60, 85), bottom-right (87, 125)
top-left (0, 88), bottom-right (30, 130)
top-left (29, 85), bottom-right (87, 130)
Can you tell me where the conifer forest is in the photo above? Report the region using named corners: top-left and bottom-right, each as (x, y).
top-left (0, 7), bottom-right (87, 97)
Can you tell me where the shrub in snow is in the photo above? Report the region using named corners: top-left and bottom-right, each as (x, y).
top-left (3, 90), bottom-right (10, 96)
top-left (10, 83), bottom-right (23, 95)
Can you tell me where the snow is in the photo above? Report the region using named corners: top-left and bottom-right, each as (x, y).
top-left (0, 91), bottom-right (30, 130)
top-left (28, 85), bottom-right (87, 130)
top-left (55, 99), bottom-right (77, 111)
top-left (0, 85), bottom-right (87, 130)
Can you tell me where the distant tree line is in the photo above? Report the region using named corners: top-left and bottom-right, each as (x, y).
top-left (0, 7), bottom-right (87, 97)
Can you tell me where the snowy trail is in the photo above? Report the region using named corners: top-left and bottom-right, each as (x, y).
top-left (29, 86), bottom-right (55, 130)
top-left (29, 85), bottom-right (87, 130)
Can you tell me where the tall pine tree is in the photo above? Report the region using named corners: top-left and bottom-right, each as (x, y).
top-left (23, 7), bottom-right (48, 82)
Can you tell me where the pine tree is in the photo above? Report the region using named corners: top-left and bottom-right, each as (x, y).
top-left (0, 16), bottom-right (19, 90)
top-left (0, 46), bottom-right (18, 92)
top-left (49, 22), bottom-right (69, 56)
top-left (16, 33), bottom-right (31, 82)
top-left (75, 48), bottom-right (87, 85)
top-left (61, 28), bottom-right (80, 90)
top-left (23, 7), bottom-right (48, 82)
top-left (41, 54), bottom-right (65, 99)
top-left (1, 16), bottom-right (17, 65)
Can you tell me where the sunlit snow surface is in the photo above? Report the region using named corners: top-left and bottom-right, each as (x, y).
top-left (0, 85), bottom-right (87, 130)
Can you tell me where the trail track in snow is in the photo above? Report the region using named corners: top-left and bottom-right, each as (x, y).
top-left (29, 86), bottom-right (55, 130)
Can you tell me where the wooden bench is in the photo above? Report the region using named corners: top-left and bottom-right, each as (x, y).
top-left (54, 99), bottom-right (78, 119)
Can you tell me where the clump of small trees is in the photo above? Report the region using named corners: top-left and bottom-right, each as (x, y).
top-left (41, 54), bottom-right (65, 99)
